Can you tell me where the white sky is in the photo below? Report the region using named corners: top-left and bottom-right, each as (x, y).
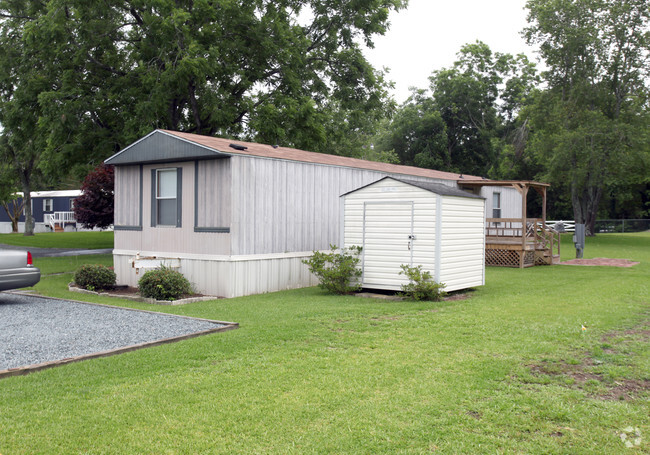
top-left (364, 0), bottom-right (537, 103)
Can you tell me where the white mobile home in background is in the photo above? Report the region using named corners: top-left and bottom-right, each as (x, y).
top-left (105, 130), bottom-right (524, 298)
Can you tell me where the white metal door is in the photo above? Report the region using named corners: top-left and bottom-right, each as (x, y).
top-left (362, 201), bottom-right (414, 289)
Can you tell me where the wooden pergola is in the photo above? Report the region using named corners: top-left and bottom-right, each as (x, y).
top-left (458, 180), bottom-right (560, 268)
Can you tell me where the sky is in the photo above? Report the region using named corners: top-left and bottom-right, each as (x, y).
top-left (363, 0), bottom-right (537, 103)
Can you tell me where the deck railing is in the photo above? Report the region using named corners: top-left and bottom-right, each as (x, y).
top-left (486, 218), bottom-right (560, 260)
top-left (45, 211), bottom-right (76, 230)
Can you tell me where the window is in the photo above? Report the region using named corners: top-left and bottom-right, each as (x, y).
top-left (153, 168), bottom-right (181, 227)
top-left (69, 199), bottom-right (75, 210)
top-left (43, 198), bottom-right (53, 212)
top-left (492, 193), bottom-right (502, 219)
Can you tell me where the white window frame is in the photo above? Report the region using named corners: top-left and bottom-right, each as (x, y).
top-left (155, 168), bottom-right (179, 227)
top-left (43, 198), bottom-right (53, 212)
top-left (492, 192), bottom-right (502, 219)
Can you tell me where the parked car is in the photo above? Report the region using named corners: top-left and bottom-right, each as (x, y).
top-left (0, 250), bottom-right (41, 291)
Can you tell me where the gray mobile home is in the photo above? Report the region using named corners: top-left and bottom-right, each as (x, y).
top-left (106, 130), bottom-right (522, 297)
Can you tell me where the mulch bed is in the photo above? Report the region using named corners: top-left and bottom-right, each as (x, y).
top-left (68, 284), bottom-right (216, 305)
top-left (559, 258), bottom-right (640, 267)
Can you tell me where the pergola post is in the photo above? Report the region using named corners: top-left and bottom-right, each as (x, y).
top-left (520, 184), bottom-right (528, 268)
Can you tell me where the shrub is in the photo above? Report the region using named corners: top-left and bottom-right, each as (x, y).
top-left (302, 244), bottom-right (363, 294)
top-left (399, 264), bottom-right (446, 301)
top-left (138, 266), bottom-right (192, 301)
top-left (74, 264), bottom-right (116, 291)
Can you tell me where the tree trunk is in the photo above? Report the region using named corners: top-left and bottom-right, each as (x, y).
top-left (19, 178), bottom-right (34, 236)
top-left (571, 182), bottom-right (602, 236)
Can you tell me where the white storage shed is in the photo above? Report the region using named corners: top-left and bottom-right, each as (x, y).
top-left (341, 177), bottom-right (486, 293)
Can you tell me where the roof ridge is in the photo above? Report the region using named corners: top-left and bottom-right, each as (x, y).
top-left (161, 129), bottom-right (484, 182)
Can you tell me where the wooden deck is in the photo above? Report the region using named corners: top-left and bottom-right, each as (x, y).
top-left (485, 218), bottom-right (561, 268)
top-left (457, 180), bottom-right (559, 268)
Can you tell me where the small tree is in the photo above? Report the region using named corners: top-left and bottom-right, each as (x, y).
top-left (1, 197), bottom-right (24, 233)
top-left (74, 164), bottom-right (114, 229)
top-left (0, 166), bottom-right (24, 233)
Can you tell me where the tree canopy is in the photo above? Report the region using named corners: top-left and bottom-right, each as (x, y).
top-left (374, 42), bottom-right (539, 177)
top-left (1, 0), bottom-right (404, 180)
top-left (524, 0), bottom-right (650, 233)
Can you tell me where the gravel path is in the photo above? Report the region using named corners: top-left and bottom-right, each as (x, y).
top-left (0, 293), bottom-right (227, 371)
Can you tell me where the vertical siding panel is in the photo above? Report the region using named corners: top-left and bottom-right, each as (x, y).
top-left (115, 166), bottom-right (141, 226)
top-left (230, 157), bottom-right (242, 255)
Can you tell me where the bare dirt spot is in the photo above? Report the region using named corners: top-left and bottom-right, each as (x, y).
top-left (529, 360), bottom-right (649, 400)
top-left (602, 319), bottom-right (650, 343)
top-left (559, 257), bottom-right (639, 267)
top-left (371, 315), bottom-right (402, 321)
top-left (528, 319), bottom-right (650, 401)
top-left (444, 292), bottom-right (471, 301)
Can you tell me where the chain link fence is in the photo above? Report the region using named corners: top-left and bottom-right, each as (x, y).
top-left (594, 219), bottom-right (650, 233)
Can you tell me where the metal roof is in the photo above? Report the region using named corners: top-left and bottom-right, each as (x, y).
top-left (105, 129), bottom-right (485, 182)
top-left (341, 177), bottom-right (484, 199)
top-left (458, 180), bottom-right (550, 188)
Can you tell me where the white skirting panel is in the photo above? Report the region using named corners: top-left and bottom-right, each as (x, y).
top-left (113, 250), bottom-right (319, 298)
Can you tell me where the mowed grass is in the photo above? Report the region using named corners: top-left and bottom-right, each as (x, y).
top-left (1, 233), bottom-right (648, 454)
top-left (0, 231), bottom-right (113, 249)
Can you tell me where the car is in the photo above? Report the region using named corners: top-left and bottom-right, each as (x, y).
top-left (0, 250), bottom-right (41, 291)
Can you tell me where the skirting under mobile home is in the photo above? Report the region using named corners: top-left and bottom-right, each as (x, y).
top-left (341, 177), bottom-right (486, 292)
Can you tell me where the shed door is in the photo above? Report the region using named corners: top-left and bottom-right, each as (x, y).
top-left (362, 202), bottom-right (414, 288)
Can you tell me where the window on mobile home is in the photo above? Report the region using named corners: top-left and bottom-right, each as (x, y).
top-left (492, 193), bottom-right (501, 219)
top-left (154, 168), bottom-right (180, 226)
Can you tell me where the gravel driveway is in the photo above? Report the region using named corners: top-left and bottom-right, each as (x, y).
top-left (0, 293), bottom-right (234, 372)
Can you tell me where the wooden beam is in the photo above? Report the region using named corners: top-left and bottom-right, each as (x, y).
top-left (521, 186), bottom-right (528, 267)
top-left (542, 186), bottom-right (547, 225)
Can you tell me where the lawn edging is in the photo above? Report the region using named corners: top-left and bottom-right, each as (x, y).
top-left (68, 284), bottom-right (219, 305)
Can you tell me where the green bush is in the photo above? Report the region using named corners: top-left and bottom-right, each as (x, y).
top-left (399, 264), bottom-right (446, 301)
top-left (74, 264), bottom-right (116, 291)
top-left (138, 266), bottom-right (192, 301)
top-left (302, 245), bottom-right (363, 295)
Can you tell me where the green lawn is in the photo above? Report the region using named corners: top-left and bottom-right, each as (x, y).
top-left (1, 233), bottom-right (648, 454)
top-left (0, 231), bottom-right (113, 249)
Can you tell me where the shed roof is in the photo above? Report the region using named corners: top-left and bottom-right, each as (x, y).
top-left (105, 129), bottom-right (485, 182)
top-left (341, 177), bottom-right (484, 199)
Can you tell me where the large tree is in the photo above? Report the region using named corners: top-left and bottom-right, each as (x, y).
top-left (524, 0), bottom-right (650, 234)
top-left (375, 42), bottom-right (538, 176)
top-left (0, 0), bottom-right (53, 236)
top-left (0, 0), bottom-right (404, 185)
top-left (430, 42), bottom-right (539, 177)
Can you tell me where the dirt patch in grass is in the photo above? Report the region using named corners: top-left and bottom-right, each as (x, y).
top-left (559, 257), bottom-right (639, 267)
top-left (528, 318), bottom-right (650, 401)
top-left (529, 360), bottom-right (649, 400)
top-left (444, 292), bottom-right (471, 301)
